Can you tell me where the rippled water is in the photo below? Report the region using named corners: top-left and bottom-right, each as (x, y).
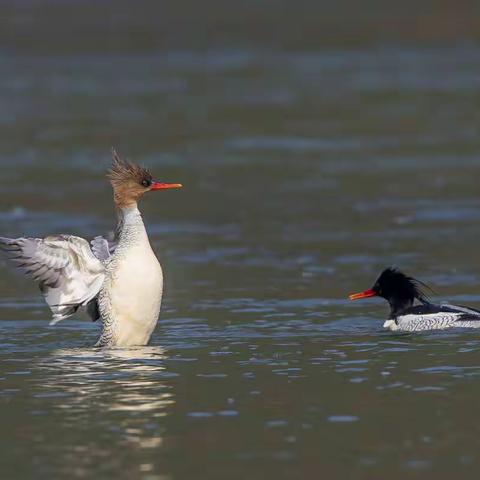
top-left (1, 4), bottom-right (480, 479)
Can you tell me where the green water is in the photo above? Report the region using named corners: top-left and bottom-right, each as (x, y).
top-left (1, 2), bottom-right (480, 479)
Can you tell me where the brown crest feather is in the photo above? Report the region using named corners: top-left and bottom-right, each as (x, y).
top-left (108, 148), bottom-right (153, 208)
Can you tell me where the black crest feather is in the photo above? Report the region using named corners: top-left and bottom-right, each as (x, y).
top-left (375, 267), bottom-right (434, 304)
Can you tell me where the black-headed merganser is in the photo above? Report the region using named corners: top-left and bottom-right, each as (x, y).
top-left (349, 267), bottom-right (480, 332)
top-left (0, 149), bottom-right (182, 347)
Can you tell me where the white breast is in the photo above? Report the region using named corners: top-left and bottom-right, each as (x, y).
top-left (97, 206), bottom-right (164, 347)
top-left (109, 244), bottom-right (163, 346)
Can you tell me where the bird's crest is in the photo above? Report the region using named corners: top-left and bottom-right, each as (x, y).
top-left (107, 148), bottom-right (153, 208)
top-left (107, 148), bottom-right (152, 188)
top-left (376, 267), bottom-right (434, 303)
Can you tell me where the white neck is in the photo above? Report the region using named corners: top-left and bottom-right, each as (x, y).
top-left (119, 204), bottom-right (142, 226)
top-left (115, 204), bottom-right (148, 248)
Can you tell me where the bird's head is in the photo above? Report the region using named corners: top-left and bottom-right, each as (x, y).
top-left (107, 149), bottom-right (182, 209)
top-left (349, 267), bottom-right (432, 317)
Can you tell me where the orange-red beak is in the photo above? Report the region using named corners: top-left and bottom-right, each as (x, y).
top-left (150, 182), bottom-right (183, 190)
top-left (349, 288), bottom-right (377, 301)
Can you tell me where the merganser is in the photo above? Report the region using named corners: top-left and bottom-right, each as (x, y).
top-left (0, 149), bottom-right (182, 347)
top-left (349, 267), bottom-right (480, 332)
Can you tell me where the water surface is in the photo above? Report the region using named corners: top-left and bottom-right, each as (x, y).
top-left (1, 9), bottom-right (480, 480)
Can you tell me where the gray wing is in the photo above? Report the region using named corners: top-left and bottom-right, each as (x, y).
top-left (90, 236), bottom-right (112, 262)
top-left (441, 303), bottom-right (480, 320)
top-left (0, 235), bottom-right (105, 325)
top-left (90, 230), bottom-right (118, 263)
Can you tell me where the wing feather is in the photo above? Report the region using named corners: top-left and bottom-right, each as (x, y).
top-left (0, 235), bottom-right (105, 324)
top-left (90, 236), bottom-right (112, 263)
top-left (90, 230), bottom-right (118, 263)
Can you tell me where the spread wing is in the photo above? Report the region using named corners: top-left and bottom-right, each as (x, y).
top-left (90, 236), bottom-right (113, 262)
top-left (90, 229), bottom-right (119, 263)
top-left (0, 235), bottom-right (105, 324)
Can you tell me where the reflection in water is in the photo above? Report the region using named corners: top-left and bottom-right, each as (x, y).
top-left (36, 346), bottom-right (174, 414)
top-left (33, 346), bottom-right (175, 470)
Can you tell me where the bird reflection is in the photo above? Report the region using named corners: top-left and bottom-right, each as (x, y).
top-left (34, 345), bottom-right (175, 456)
top-left (36, 345), bottom-right (174, 414)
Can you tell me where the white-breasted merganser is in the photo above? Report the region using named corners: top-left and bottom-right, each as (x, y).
top-left (0, 149), bottom-right (182, 347)
top-left (349, 267), bottom-right (480, 332)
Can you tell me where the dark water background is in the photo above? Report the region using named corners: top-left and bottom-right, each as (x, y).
top-left (1, 2), bottom-right (480, 479)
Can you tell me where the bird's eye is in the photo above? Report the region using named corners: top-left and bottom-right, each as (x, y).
top-left (141, 179), bottom-right (151, 188)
